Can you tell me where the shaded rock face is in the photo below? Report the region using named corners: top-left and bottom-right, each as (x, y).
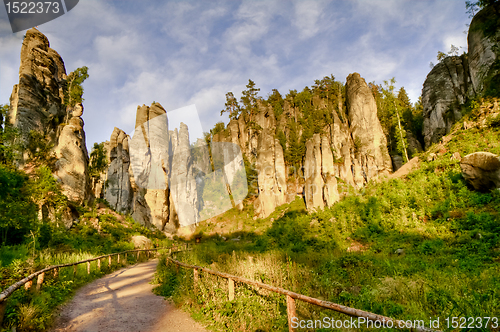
top-left (253, 129), bottom-right (287, 218)
top-left (422, 55), bottom-right (474, 148)
top-left (468, 3), bottom-right (500, 94)
top-left (460, 152), bottom-right (500, 192)
top-left (104, 127), bottom-right (132, 213)
top-left (422, 3), bottom-right (500, 148)
top-left (9, 28), bottom-right (91, 208)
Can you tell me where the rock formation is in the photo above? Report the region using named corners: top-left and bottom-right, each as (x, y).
top-left (53, 103), bottom-right (91, 204)
top-left (422, 55), bottom-right (474, 148)
top-left (104, 127), bottom-right (132, 213)
top-left (460, 152), bottom-right (500, 192)
top-left (129, 103), bottom-right (172, 231)
top-left (302, 73), bottom-right (391, 211)
top-left (9, 28), bottom-right (91, 223)
top-left (422, 3), bottom-right (500, 148)
top-left (9, 28), bottom-right (67, 150)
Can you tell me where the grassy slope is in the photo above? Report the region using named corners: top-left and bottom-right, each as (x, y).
top-left (155, 103), bottom-right (500, 331)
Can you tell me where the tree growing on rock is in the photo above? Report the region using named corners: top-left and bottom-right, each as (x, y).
top-left (64, 66), bottom-right (89, 107)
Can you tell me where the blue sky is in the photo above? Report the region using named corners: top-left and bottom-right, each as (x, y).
top-left (0, 0), bottom-right (470, 149)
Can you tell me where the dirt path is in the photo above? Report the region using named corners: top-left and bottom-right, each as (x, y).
top-left (49, 260), bottom-right (207, 332)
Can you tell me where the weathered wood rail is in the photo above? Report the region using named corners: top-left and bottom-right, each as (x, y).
top-left (167, 255), bottom-right (439, 332)
top-left (0, 245), bottom-right (181, 326)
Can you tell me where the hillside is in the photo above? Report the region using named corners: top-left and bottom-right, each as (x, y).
top-left (154, 99), bottom-right (500, 331)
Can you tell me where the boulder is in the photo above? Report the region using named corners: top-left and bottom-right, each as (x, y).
top-left (460, 152), bottom-right (500, 191)
top-left (131, 235), bottom-right (152, 249)
top-left (391, 155), bottom-right (404, 172)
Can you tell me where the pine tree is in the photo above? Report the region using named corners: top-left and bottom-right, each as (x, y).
top-left (221, 92), bottom-right (240, 119)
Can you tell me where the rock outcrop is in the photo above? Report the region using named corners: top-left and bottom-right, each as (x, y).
top-left (129, 103), bottom-right (172, 231)
top-left (53, 103), bottom-right (91, 204)
top-left (468, 3), bottom-right (500, 94)
top-left (345, 73), bottom-right (393, 180)
top-left (302, 73), bottom-right (391, 211)
top-left (422, 55), bottom-right (474, 148)
top-left (460, 152), bottom-right (500, 191)
top-left (9, 28), bottom-right (67, 151)
top-left (422, 3), bottom-right (500, 148)
top-left (9, 28), bottom-right (91, 218)
top-left (104, 127), bottom-right (132, 213)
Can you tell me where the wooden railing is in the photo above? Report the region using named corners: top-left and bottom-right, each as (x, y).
top-left (167, 254), bottom-right (439, 332)
top-left (0, 246), bottom-right (176, 326)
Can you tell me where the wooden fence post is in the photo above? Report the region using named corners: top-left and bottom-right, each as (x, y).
top-left (87, 261), bottom-right (91, 274)
top-left (117, 254), bottom-right (120, 264)
top-left (228, 278), bottom-right (235, 301)
top-left (137, 251), bottom-right (140, 260)
top-left (0, 300), bottom-right (7, 327)
top-left (24, 280), bottom-right (33, 291)
top-left (36, 272), bottom-right (45, 292)
top-left (53, 267), bottom-right (59, 279)
top-left (108, 255), bottom-right (112, 266)
top-left (125, 253), bottom-right (128, 263)
top-left (286, 295), bottom-right (297, 332)
top-left (73, 265), bottom-right (77, 277)
top-left (97, 258), bottom-right (101, 270)
top-left (147, 250), bottom-right (149, 259)
top-left (193, 268), bottom-right (198, 292)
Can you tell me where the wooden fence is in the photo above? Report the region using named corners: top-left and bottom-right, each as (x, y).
top-left (167, 255), bottom-right (439, 332)
top-left (0, 246), bottom-right (176, 326)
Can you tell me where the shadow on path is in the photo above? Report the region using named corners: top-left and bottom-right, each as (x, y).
top-left (49, 260), bottom-right (207, 332)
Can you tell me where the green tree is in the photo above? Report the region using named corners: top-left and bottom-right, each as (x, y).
top-left (26, 130), bottom-right (57, 168)
top-left (267, 89), bottom-right (284, 118)
top-left (64, 66), bottom-right (89, 107)
top-left (240, 79), bottom-right (260, 118)
top-left (382, 79), bottom-right (409, 162)
top-left (220, 92), bottom-right (241, 120)
top-left (89, 142), bottom-right (108, 180)
top-left (0, 164), bottom-right (37, 245)
top-left (0, 104), bottom-right (20, 165)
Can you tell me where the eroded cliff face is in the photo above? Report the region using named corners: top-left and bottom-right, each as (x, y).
top-left (302, 73), bottom-right (392, 211)
top-left (104, 127), bottom-right (133, 213)
top-left (422, 55), bottom-right (474, 148)
top-left (9, 28), bottom-right (67, 148)
top-left (211, 73), bottom-right (391, 215)
top-left (422, 3), bottom-right (500, 148)
top-left (53, 103), bottom-right (91, 205)
top-left (96, 103), bottom-right (205, 232)
top-left (9, 28), bottom-right (91, 208)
